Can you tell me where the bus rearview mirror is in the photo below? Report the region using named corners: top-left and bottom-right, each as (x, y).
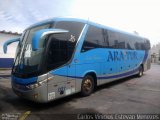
top-left (32, 28), bottom-right (69, 51)
top-left (3, 38), bottom-right (20, 54)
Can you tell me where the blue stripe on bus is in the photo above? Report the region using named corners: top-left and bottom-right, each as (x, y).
top-left (12, 75), bottom-right (38, 85)
top-left (54, 67), bottom-right (139, 80)
top-left (98, 68), bottom-right (138, 79)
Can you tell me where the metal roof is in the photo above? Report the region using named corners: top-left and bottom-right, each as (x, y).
top-left (0, 30), bottom-right (21, 35)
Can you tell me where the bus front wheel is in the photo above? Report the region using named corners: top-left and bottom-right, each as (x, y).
top-left (137, 65), bottom-right (143, 77)
top-left (81, 75), bottom-right (94, 96)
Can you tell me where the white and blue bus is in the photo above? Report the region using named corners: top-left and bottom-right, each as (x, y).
top-left (4, 18), bottom-right (151, 102)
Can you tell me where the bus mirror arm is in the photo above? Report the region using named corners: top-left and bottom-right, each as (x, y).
top-left (32, 28), bottom-right (69, 51)
top-left (3, 38), bottom-right (20, 54)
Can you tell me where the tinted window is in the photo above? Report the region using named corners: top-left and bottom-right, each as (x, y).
top-left (116, 34), bottom-right (126, 49)
top-left (134, 38), bottom-right (142, 50)
top-left (140, 39), bottom-right (146, 50)
top-left (139, 39), bottom-right (150, 50)
top-left (108, 31), bottom-right (116, 48)
top-left (108, 31), bottom-right (126, 49)
top-left (55, 21), bottom-right (84, 42)
top-left (46, 33), bottom-right (69, 70)
top-left (55, 21), bottom-right (84, 56)
top-left (12, 24), bottom-right (51, 78)
top-left (126, 36), bottom-right (136, 50)
top-left (102, 29), bottom-right (109, 47)
top-left (47, 21), bottom-right (84, 71)
top-left (81, 26), bottom-right (106, 52)
top-left (144, 39), bottom-right (151, 50)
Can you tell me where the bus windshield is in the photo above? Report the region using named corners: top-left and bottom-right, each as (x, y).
top-left (12, 24), bottom-right (51, 78)
top-left (12, 21), bottom-right (84, 78)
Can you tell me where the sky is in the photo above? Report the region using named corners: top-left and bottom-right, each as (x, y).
top-left (0, 0), bottom-right (160, 46)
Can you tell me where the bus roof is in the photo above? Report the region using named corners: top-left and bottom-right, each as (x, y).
top-left (26, 17), bottom-right (146, 40)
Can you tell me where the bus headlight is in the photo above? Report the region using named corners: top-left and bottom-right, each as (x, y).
top-left (38, 79), bottom-right (47, 85)
top-left (26, 79), bottom-right (47, 90)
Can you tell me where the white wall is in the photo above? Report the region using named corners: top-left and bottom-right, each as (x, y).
top-left (151, 43), bottom-right (160, 63)
top-left (0, 33), bottom-right (20, 58)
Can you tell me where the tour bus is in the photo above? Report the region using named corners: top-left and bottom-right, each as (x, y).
top-left (3, 17), bottom-right (151, 103)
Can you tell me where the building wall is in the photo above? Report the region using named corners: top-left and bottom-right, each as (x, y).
top-left (0, 32), bottom-right (21, 68)
top-left (151, 43), bottom-right (160, 63)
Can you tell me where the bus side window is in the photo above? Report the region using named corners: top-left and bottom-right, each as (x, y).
top-left (46, 33), bottom-right (69, 71)
top-left (55, 21), bottom-right (85, 56)
top-left (126, 36), bottom-right (135, 50)
top-left (134, 38), bottom-right (142, 50)
top-left (145, 39), bottom-right (151, 50)
top-left (102, 29), bottom-right (109, 47)
top-left (81, 26), bottom-right (106, 52)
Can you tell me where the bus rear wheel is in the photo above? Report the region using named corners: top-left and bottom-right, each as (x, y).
top-left (137, 65), bottom-right (143, 77)
top-left (81, 75), bottom-right (94, 96)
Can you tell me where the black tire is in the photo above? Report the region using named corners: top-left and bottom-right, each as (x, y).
top-left (81, 75), bottom-right (95, 96)
top-left (137, 65), bottom-right (143, 77)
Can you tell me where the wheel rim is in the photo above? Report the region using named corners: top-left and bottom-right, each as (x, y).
top-left (83, 79), bottom-right (92, 93)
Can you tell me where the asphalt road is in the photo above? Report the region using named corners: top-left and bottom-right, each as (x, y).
top-left (0, 64), bottom-right (160, 120)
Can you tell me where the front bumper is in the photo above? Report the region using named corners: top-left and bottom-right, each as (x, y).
top-left (12, 82), bottom-right (48, 103)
